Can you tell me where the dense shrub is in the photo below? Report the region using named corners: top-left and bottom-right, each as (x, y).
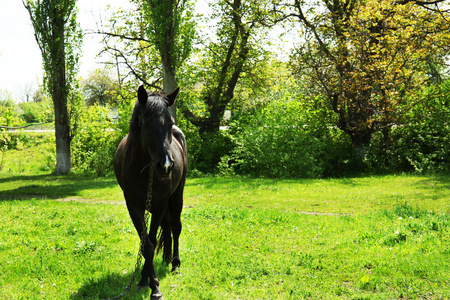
top-left (71, 105), bottom-right (119, 176)
top-left (367, 80), bottom-right (450, 174)
top-left (1, 105), bottom-right (26, 165)
top-left (19, 101), bottom-right (53, 124)
top-left (396, 82), bottom-right (450, 173)
top-left (175, 117), bottom-right (235, 176)
top-left (0, 106), bottom-right (25, 128)
top-left (176, 114), bottom-right (202, 174)
top-left (51, 78), bottom-right (450, 177)
top-left (229, 96), bottom-right (351, 178)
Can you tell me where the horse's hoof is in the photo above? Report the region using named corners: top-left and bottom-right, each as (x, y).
top-left (151, 294), bottom-right (164, 300)
top-left (172, 257), bottom-right (181, 273)
top-left (151, 289), bottom-right (164, 300)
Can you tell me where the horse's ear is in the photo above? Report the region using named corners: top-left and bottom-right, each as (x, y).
top-left (138, 85), bottom-right (148, 106)
top-left (165, 88), bottom-right (179, 107)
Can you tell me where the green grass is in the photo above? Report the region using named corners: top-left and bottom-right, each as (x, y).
top-left (0, 147), bottom-right (449, 299)
top-left (185, 176), bottom-right (450, 215)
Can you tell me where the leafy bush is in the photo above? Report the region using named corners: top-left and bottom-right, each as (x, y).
top-left (367, 80), bottom-right (450, 174)
top-left (230, 96), bottom-right (351, 178)
top-left (19, 101), bottom-right (53, 124)
top-left (397, 82), bottom-right (450, 173)
top-left (0, 106), bottom-right (25, 128)
top-left (71, 105), bottom-right (119, 176)
top-left (0, 106), bottom-right (26, 169)
top-left (195, 131), bottom-right (235, 174)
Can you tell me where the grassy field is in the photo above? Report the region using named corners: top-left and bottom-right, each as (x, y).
top-left (0, 146), bottom-right (449, 299)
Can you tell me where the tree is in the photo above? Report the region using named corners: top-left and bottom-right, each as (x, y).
top-left (81, 69), bottom-right (117, 106)
top-left (0, 89), bottom-right (15, 107)
top-left (18, 83), bottom-right (34, 103)
top-left (99, 0), bottom-right (196, 122)
top-left (141, 0), bottom-right (195, 120)
top-left (285, 0), bottom-right (450, 161)
top-left (179, 0), bottom-right (275, 136)
top-left (24, 0), bottom-right (82, 174)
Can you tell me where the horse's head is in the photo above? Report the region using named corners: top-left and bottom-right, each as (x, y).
top-left (136, 85), bottom-right (179, 176)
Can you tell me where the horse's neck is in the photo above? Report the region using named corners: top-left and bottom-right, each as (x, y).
top-left (128, 132), bottom-right (151, 167)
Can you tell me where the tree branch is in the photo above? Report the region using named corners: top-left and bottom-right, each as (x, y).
top-left (177, 98), bottom-right (205, 128)
top-left (96, 30), bottom-right (152, 43)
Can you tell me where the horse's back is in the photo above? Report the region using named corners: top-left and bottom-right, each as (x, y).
top-left (172, 125), bottom-right (187, 156)
top-left (171, 125), bottom-right (188, 183)
top-left (114, 135), bottom-right (130, 188)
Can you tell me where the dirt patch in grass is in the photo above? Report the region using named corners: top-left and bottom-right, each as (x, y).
top-left (296, 211), bottom-right (348, 216)
top-left (55, 197), bottom-right (124, 205)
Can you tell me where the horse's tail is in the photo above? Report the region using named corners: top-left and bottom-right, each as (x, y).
top-left (156, 209), bottom-right (173, 263)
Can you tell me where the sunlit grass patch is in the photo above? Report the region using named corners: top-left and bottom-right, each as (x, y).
top-left (185, 175), bottom-right (450, 215)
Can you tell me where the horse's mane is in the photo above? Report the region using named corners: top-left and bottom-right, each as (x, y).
top-left (124, 92), bottom-right (171, 173)
top-left (128, 92), bottom-right (168, 135)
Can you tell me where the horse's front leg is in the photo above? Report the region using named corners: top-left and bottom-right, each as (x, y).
top-left (145, 202), bottom-right (168, 298)
top-left (140, 237), bottom-right (162, 299)
top-left (126, 203), bottom-right (162, 298)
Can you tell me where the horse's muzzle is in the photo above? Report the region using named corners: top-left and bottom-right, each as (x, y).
top-left (157, 154), bottom-right (174, 175)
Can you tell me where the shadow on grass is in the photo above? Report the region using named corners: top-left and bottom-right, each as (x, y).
top-left (0, 173), bottom-right (118, 201)
top-left (414, 174), bottom-right (450, 189)
top-left (185, 175), bottom-right (365, 191)
top-left (70, 272), bottom-right (147, 300)
top-left (185, 176), bottom-right (314, 189)
top-left (71, 261), bottom-right (170, 300)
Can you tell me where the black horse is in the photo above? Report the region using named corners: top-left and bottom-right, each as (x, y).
top-left (114, 86), bottom-right (188, 299)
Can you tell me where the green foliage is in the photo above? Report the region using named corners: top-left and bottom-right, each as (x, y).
top-left (24, 0), bottom-right (82, 99)
top-left (0, 132), bottom-right (55, 173)
top-left (196, 131), bottom-right (235, 175)
top-left (0, 89), bottom-right (15, 107)
top-left (101, 0), bottom-right (196, 97)
top-left (141, 0), bottom-right (196, 72)
top-left (68, 83), bottom-right (85, 140)
top-left (0, 105), bottom-right (26, 170)
top-left (367, 80), bottom-right (450, 174)
top-left (101, 3), bottom-right (162, 88)
top-left (114, 87), bottom-right (137, 138)
top-left (19, 100), bottom-right (53, 123)
top-left (179, 0), bottom-right (274, 135)
top-left (231, 95), bottom-right (351, 178)
top-left (0, 106), bottom-right (24, 128)
top-left (396, 82), bottom-right (450, 173)
top-left (288, 0), bottom-right (450, 152)
top-left (71, 105), bottom-right (119, 176)
top-left (81, 68), bottom-right (119, 106)
top-left (1, 131), bottom-right (52, 152)
top-left (24, 0), bottom-right (83, 174)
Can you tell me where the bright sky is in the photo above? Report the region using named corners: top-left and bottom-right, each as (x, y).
top-left (0, 0), bottom-right (132, 100)
top-left (0, 0), bottom-right (288, 101)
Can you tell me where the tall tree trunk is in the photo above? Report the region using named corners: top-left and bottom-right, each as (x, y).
top-left (52, 16), bottom-right (71, 175)
top-left (162, 63), bottom-right (177, 123)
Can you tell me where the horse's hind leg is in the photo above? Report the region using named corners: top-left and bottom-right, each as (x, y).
top-left (160, 210), bottom-right (173, 264)
top-left (171, 215), bottom-right (182, 272)
top-left (169, 187), bottom-right (184, 272)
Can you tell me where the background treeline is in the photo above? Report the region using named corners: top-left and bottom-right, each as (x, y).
top-left (2, 71), bottom-right (448, 177)
top-left (1, 0), bottom-right (449, 178)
